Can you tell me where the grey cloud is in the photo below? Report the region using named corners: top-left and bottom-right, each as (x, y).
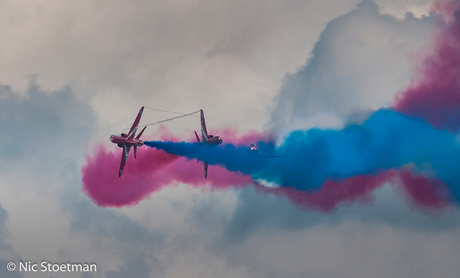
top-left (0, 0), bottom-right (365, 132)
top-left (0, 80), bottom-right (96, 277)
top-left (0, 78), bottom-right (164, 278)
top-left (0, 79), bottom-right (95, 174)
top-left (60, 164), bottom-right (166, 278)
top-left (184, 186), bottom-right (460, 278)
top-left (0, 79), bottom-right (164, 277)
top-left (105, 252), bottom-right (151, 278)
top-left (0, 202), bottom-right (8, 241)
top-left (0, 202), bottom-right (22, 278)
top-left (218, 185), bottom-right (460, 247)
top-left (218, 188), bottom-right (324, 245)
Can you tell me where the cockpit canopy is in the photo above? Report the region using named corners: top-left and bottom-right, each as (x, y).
top-left (121, 133), bottom-right (127, 137)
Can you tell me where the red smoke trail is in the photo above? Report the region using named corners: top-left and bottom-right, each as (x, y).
top-left (82, 144), bottom-right (257, 207)
top-left (259, 168), bottom-right (450, 212)
top-left (82, 144), bottom-right (178, 207)
top-left (394, 0), bottom-right (460, 132)
top-left (81, 128), bottom-right (267, 207)
top-left (259, 170), bottom-right (399, 212)
top-left (398, 169), bottom-right (450, 210)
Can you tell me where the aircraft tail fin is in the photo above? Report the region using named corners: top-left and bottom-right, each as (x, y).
top-left (134, 145), bottom-right (137, 159)
top-left (136, 126), bottom-right (146, 140)
top-left (200, 109), bottom-right (208, 141)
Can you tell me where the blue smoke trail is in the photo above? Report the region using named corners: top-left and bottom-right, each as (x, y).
top-left (145, 110), bottom-right (460, 202)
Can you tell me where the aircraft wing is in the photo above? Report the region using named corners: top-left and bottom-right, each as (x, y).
top-left (200, 109), bottom-right (208, 141)
top-left (119, 144), bottom-right (131, 177)
top-left (127, 106), bottom-right (145, 140)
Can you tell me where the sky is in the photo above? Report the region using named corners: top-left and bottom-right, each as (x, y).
top-left (1, 0), bottom-right (460, 278)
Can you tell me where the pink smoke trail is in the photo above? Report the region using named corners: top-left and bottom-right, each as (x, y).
top-left (259, 168), bottom-right (450, 212)
top-left (398, 169), bottom-right (450, 210)
top-left (258, 170), bottom-right (399, 212)
top-left (82, 144), bottom-right (178, 207)
top-left (394, 0), bottom-right (460, 132)
top-left (82, 144), bottom-right (257, 207)
top-left (81, 128), bottom-right (267, 207)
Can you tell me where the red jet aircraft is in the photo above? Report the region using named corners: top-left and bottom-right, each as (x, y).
top-left (194, 109), bottom-right (222, 179)
top-left (110, 106), bottom-right (147, 177)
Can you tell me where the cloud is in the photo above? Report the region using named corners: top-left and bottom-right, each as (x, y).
top-left (186, 185), bottom-right (460, 278)
top-left (0, 202), bottom-right (23, 278)
top-left (59, 158), bottom-right (167, 278)
top-left (0, 77), bottom-right (165, 276)
top-left (268, 0), bottom-right (435, 131)
top-left (375, 0), bottom-right (432, 18)
top-left (0, 80), bottom-right (97, 277)
top-left (0, 0), bottom-right (366, 134)
top-left (0, 79), bottom-right (95, 174)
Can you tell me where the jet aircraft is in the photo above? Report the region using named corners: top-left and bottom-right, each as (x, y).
top-left (248, 143), bottom-right (259, 154)
top-left (110, 106), bottom-right (147, 177)
top-left (194, 109), bottom-right (222, 179)
top-left (246, 142), bottom-right (283, 158)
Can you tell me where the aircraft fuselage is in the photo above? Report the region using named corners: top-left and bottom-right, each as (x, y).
top-left (110, 134), bottom-right (144, 147)
top-left (198, 136), bottom-right (222, 146)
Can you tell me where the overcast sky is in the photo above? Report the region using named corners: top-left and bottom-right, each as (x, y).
top-left (1, 0), bottom-right (459, 278)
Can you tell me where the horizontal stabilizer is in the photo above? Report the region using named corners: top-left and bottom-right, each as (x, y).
top-left (136, 126), bottom-right (147, 140)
